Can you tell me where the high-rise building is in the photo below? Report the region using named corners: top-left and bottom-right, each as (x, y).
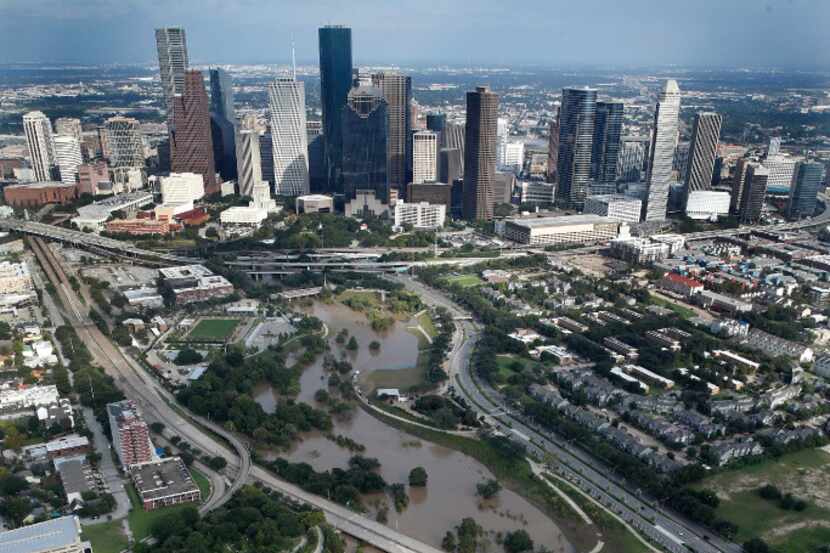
top-left (306, 121), bottom-right (325, 193)
top-left (235, 115), bottom-right (263, 198)
top-left (259, 130), bottom-right (275, 187)
top-left (438, 148), bottom-right (463, 186)
top-left (268, 77), bottom-right (310, 196)
top-left (105, 116), bottom-right (144, 186)
top-left (209, 68), bottom-right (236, 181)
top-left (107, 399), bottom-right (154, 468)
top-left (673, 142), bottom-right (691, 182)
top-left (412, 130), bottom-right (438, 184)
top-left (53, 135), bottom-right (82, 185)
top-left (682, 112), bottom-right (722, 209)
top-left (23, 111), bottom-right (55, 181)
top-left (78, 161), bottom-right (110, 196)
top-left (170, 71), bottom-right (217, 195)
top-left (739, 163), bottom-right (768, 224)
top-left (319, 25), bottom-right (353, 193)
top-left (426, 113), bottom-right (446, 135)
top-left (730, 158), bottom-right (751, 215)
top-left (591, 101), bottom-right (624, 184)
top-left (764, 154), bottom-right (800, 192)
top-left (372, 72), bottom-right (412, 191)
top-left (617, 136), bottom-right (650, 182)
top-left (462, 86), bottom-right (498, 221)
top-left (503, 142), bottom-right (525, 173)
top-left (54, 117), bottom-right (83, 147)
top-left (787, 161), bottom-right (824, 220)
top-left (555, 88), bottom-right (597, 210)
top-left (155, 27), bottom-right (189, 115)
top-left (768, 136), bottom-right (781, 157)
top-left (547, 107), bottom-right (559, 184)
top-left (643, 79), bottom-right (681, 222)
top-left (97, 126), bottom-right (111, 159)
top-left (342, 86), bottom-right (388, 200)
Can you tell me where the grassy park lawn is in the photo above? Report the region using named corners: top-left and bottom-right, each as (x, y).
top-left (416, 310), bottom-right (438, 338)
top-left (493, 354), bottom-right (539, 385)
top-left (186, 318), bottom-right (240, 342)
top-left (695, 448), bottom-right (830, 546)
top-left (81, 521), bottom-right (128, 553)
top-left (191, 467), bottom-right (212, 500)
top-left (442, 274), bottom-right (482, 288)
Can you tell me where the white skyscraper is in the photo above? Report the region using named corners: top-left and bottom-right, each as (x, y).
top-left (53, 135), bottom-right (82, 185)
top-left (496, 116), bottom-right (509, 166)
top-left (642, 79), bottom-right (681, 222)
top-left (268, 77), bottom-right (309, 196)
top-left (155, 27), bottom-right (189, 114)
top-left (23, 111), bottom-right (55, 182)
top-left (235, 114), bottom-right (264, 198)
top-left (105, 116), bottom-right (145, 188)
top-left (503, 141), bottom-right (525, 172)
top-left (767, 136), bottom-right (781, 157)
top-left (412, 130), bottom-right (438, 184)
top-left (54, 118), bottom-right (83, 146)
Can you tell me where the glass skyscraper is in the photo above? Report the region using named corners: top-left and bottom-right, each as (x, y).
top-left (555, 87), bottom-right (597, 210)
top-left (591, 101), bottom-right (624, 185)
top-left (682, 112), bottom-right (722, 209)
top-left (341, 86), bottom-right (388, 201)
top-left (318, 25), bottom-right (353, 194)
top-left (462, 86), bottom-right (498, 222)
top-left (787, 161), bottom-right (824, 220)
top-left (643, 79), bottom-right (681, 222)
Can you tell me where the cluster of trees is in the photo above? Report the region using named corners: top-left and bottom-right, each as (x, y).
top-left (758, 483), bottom-right (808, 511)
top-left (421, 307), bottom-right (453, 386)
top-left (413, 395), bottom-right (477, 429)
top-left (177, 348), bottom-right (331, 449)
top-left (475, 478), bottom-right (501, 499)
top-left (134, 485), bottom-right (324, 553)
top-left (442, 518), bottom-right (484, 553)
top-left (666, 488), bottom-right (738, 539)
top-left (268, 456), bottom-right (386, 509)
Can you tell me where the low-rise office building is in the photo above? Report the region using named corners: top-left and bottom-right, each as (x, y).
top-left (3, 181), bottom-right (78, 208)
top-left (129, 457), bottom-right (201, 511)
top-left (295, 194), bottom-right (333, 214)
top-left (500, 214), bottom-right (620, 246)
top-left (584, 194), bottom-right (642, 223)
top-left (393, 201), bottom-right (446, 229)
top-left (0, 515), bottom-right (91, 553)
top-left (158, 264), bottom-right (234, 305)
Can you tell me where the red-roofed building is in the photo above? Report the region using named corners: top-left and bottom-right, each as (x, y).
top-left (174, 207), bottom-right (209, 227)
top-left (659, 272), bottom-right (705, 298)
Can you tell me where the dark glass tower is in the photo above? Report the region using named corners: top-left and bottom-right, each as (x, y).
top-left (555, 87), bottom-right (597, 210)
top-left (591, 101), bottom-right (623, 184)
top-left (427, 113), bottom-right (446, 134)
top-left (372, 72), bottom-right (412, 191)
top-left (341, 86), bottom-right (388, 201)
top-left (319, 25), bottom-right (353, 194)
top-left (170, 70), bottom-right (217, 194)
top-left (209, 68), bottom-right (235, 122)
top-left (306, 120), bottom-right (326, 193)
top-left (682, 112), bottom-right (722, 208)
top-left (787, 161), bottom-right (824, 220)
top-left (462, 86), bottom-right (498, 222)
top-left (208, 68), bottom-right (236, 180)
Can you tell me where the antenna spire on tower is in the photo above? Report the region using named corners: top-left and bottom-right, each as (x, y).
top-left (291, 40), bottom-right (297, 80)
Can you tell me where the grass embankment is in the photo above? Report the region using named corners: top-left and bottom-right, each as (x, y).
top-left (361, 404), bottom-right (605, 550)
top-left (441, 274), bottom-right (483, 288)
top-left (695, 448), bottom-right (830, 551)
top-left (81, 521), bottom-right (129, 553)
top-left (126, 483), bottom-right (201, 542)
top-left (191, 467), bottom-right (212, 500)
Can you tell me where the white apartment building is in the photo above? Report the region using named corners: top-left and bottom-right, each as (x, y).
top-left (685, 190), bottom-right (731, 220)
top-left (394, 201), bottom-right (446, 230)
top-left (268, 77), bottom-right (309, 196)
top-left (610, 238), bottom-right (670, 264)
top-left (160, 172), bottom-right (204, 205)
top-left (53, 135), bottom-right (82, 185)
top-left (584, 194), bottom-right (643, 223)
top-left (502, 141), bottom-right (525, 171)
top-left (412, 130), bottom-right (438, 184)
top-left (0, 261), bottom-right (33, 294)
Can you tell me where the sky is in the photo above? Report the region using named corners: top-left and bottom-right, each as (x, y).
top-left (1, 0), bottom-right (829, 69)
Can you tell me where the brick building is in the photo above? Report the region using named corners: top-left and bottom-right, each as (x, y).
top-left (107, 399), bottom-right (155, 469)
top-left (3, 181), bottom-right (77, 208)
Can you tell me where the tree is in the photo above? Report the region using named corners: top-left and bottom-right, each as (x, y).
top-left (150, 422), bottom-right (166, 434)
top-left (503, 530), bottom-right (534, 553)
top-left (442, 531), bottom-right (457, 552)
top-left (208, 456), bottom-right (227, 471)
top-left (408, 467), bottom-right (428, 487)
top-left (0, 322), bottom-right (10, 340)
top-left (476, 479), bottom-right (501, 499)
top-left (346, 336), bottom-right (359, 351)
top-left (174, 348), bottom-right (204, 366)
top-left (369, 340), bottom-right (381, 351)
top-left (743, 538), bottom-right (772, 553)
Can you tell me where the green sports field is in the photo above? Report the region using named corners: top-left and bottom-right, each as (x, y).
top-left (187, 318), bottom-right (240, 342)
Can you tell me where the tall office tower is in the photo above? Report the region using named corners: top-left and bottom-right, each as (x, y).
top-left (209, 68), bottom-right (235, 122)
top-left (438, 148), bottom-right (463, 186)
top-left (209, 68), bottom-right (236, 180)
top-left (462, 86), bottom-right (498, 221)
top-left (97, 126), bottom-right (111, 159)
top-left (495, 117), bottom-right (509, 167)
top-left (617, 136), bottom-right (650, 182)
top-left (764, 154), bottom-right (800, 192)
top-left (306, 121), bottom-right (325, 193)
top-left (53, 135), bottom-right (82, 185)
top-left (235, 115), bottom-right (263, 197)
top-left (268, 77), bottom-right (310, 196)
top-left (682, 112), bottom-right (722, 208)
top-left (105, 116), bottom-right (144, 182)
top-left (372, 72), bottom-right (412, 190)
top-left (259, 130), bottom-right (275, 187)
top-left (739, 163), bottom-right (768, 224)
top-left (730, 158), bottom-right (751, 215)
top-left (341, 86), bottom-right (388, 200)
top-left (768, 136), bottom-right (781, 157)
top-left (107, 400), bottom-right (154, 467)
top-left (547, 107), bottom-right (559, 184)
top-left (155, 27), bottom-right (189, 115)
top-left (642, 79), bottom-right (681, 222)
top-left (554, 87), bottom-right (597, 210)
top-left (426, 113), bottom-right (446, 136)
top-left (673, 142), bottom-right (691, 181)
top-left (54, 117), bottom-right (82, 146)
top-left (170, 71), bottom-right (217, 194)
top-left (23, 111), bottom-right (55, 181)
top-left (412, 130), bottom-right (438, 184)
top-left (591, 101), bottom-right (624, 183)
top-left (352, 68), bottom-right (373, 87)
top-left (444, 122), bottom-right (465, 170)
top-left (787, 161), bottom-right (824, 220)
top-left (319, 25), bottom-right (353, 192)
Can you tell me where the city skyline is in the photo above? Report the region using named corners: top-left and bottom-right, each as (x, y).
top-left (1, 1), bottom-right (829, 68)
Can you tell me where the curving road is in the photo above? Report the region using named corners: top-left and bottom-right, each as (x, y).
top-left (392, 274), bottom-right (742, 553)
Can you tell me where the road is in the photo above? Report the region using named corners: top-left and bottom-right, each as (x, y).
top-left (392, 274), bottom-right (741, 553)
top-left (30, 237), bottom-right (446, 553)
top-left (79, 407), bottom-right (131, 525)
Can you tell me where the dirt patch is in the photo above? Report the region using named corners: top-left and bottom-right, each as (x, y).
top-left (764, 520), bottom-right (830, 540)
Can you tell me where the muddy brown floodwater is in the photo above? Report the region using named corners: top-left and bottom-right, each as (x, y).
top-left (255, 301), bottom-right (574, 552)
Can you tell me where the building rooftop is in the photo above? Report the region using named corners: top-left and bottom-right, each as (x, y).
top-left (158, 264), bottom-right (214, 280)
top-left (46, 434), bottom-right (89, 454)
top-left (4, 181), bottom-right (75, 190)
top-left (0, 515), bottom-right (86, 553)
top-left (130, 457), bottom-right (199, 502)
top-left (505, 214), bottom-right (613, 228)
